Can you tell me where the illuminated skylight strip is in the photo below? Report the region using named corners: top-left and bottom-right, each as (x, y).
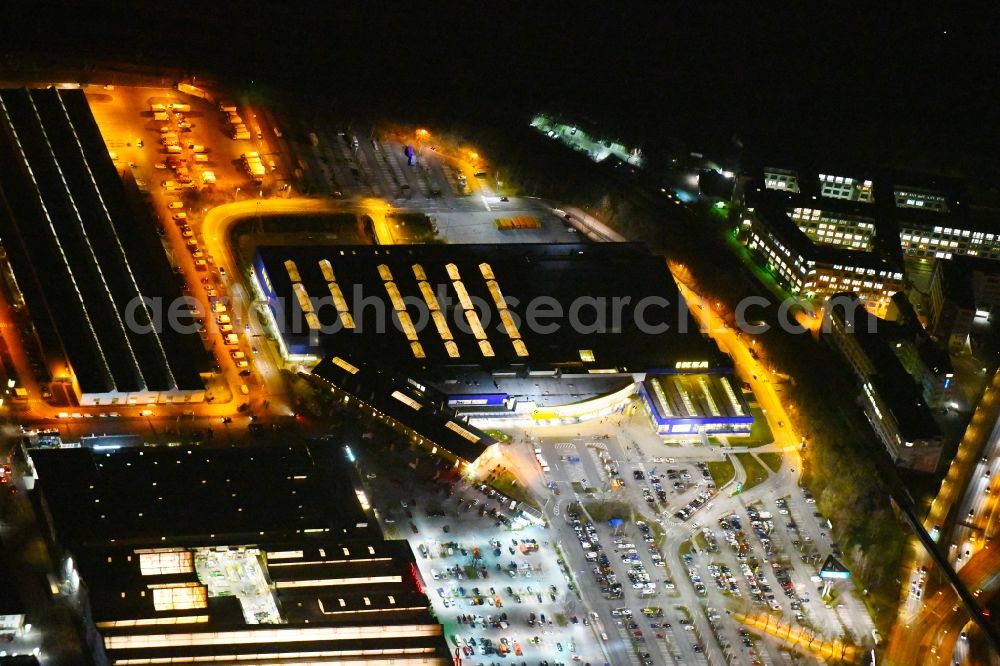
top-left (292, 283), bottom-right (314, 313)
top-left (478, 262), bottom-right (496, 280)
top-left (651, 378), bottom-right (673, 417)
top-left (331, 357), bottom-right (360, 375)
top-left (486, 280), bottom-right (507, 309)
top-left (481, 271), bottom-right (528, 356)
top-left (103, 619), bottom-right (432, 651)
top-left (318, 259), bottom-right (336, 283)
top-left (284, 259), bottom-right (302, 283)
top-left (431, 311), bottom-right (454, 341)
top-left (465, 309), bottom-right (488, 340)
top-left (321, 262), bottom-right (354, 330)
top-left (676, 383), bottom-right (697, 417)
top-left (376, 265), bottom-right (424, 359)
top-left (417, 281), bottom-right (440, 310)
top-left (327, 282), bottom-right (349, 313)
top-left (384, 282), bottom-right (406, 311)
top-left (720, 376), bottom-right (746, 416)
top-left (697, 376), bottom-right (721, 417)
top-left (499, 309), bottom-right (520, 339)
top-left (397, 310), bottom-right (419, 341)
top-left (446, 420), bottom-right (481, 443)
top-left (445, 265), bottom-right (493, 357)
top-left (451, 280), bottom-right (473, 311)
top-left (418, 283), bottom-right (458, 356)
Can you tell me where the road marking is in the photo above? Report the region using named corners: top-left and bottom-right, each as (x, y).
top-left (481, 195), bottom-right (491, 212)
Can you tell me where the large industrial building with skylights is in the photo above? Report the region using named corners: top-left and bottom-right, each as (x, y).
top-left (0, 88), bottom-right (208, 406)
top-left (253, 243), bottom-right (754, 452)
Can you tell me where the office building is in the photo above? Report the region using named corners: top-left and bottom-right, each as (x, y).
top-left (823, 294), bottom-right (943, 472)
top-left (927, 255), bottom-right (1000, 350)
top-left (741, 187), bottom-right (904, 312)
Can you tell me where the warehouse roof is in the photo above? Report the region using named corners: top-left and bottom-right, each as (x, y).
top-left (255, 242), bottom-right (725, 372)
top-left (311, 354), bottom-right (497, 463)
top-left (29, 443), bottom-right (374, 548)
top-left (0, 87), bottom-right (206, 394)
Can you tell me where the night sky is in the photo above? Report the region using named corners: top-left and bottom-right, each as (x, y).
top-left (4, 3), bottom-right (998, 173)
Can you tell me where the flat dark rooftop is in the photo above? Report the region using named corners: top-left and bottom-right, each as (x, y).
top-left (0, 87), bottom-right (206, 395)
top-left (256, 242), bottom-right (723, 372)
top-left (312, 354), bottom-right (496, 462)
top-left (30, 443), bottom-right (373, 549)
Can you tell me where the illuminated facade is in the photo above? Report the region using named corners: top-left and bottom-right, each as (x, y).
top-left (743, 204), bottom-right (904, 311)
top-left (899, 223), bottom-right (1000, 260)
top-left (790, 207), bottom-right (876, 251)
top-left (823, 294), bottom-right (943, 472)
top-left (741, 166), bottom-right (910, 312)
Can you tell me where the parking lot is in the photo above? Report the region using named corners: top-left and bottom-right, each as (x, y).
top-left (494, 407), bottom-right (873, 665)
top-left (346, 429), bottom-right (608, 665)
